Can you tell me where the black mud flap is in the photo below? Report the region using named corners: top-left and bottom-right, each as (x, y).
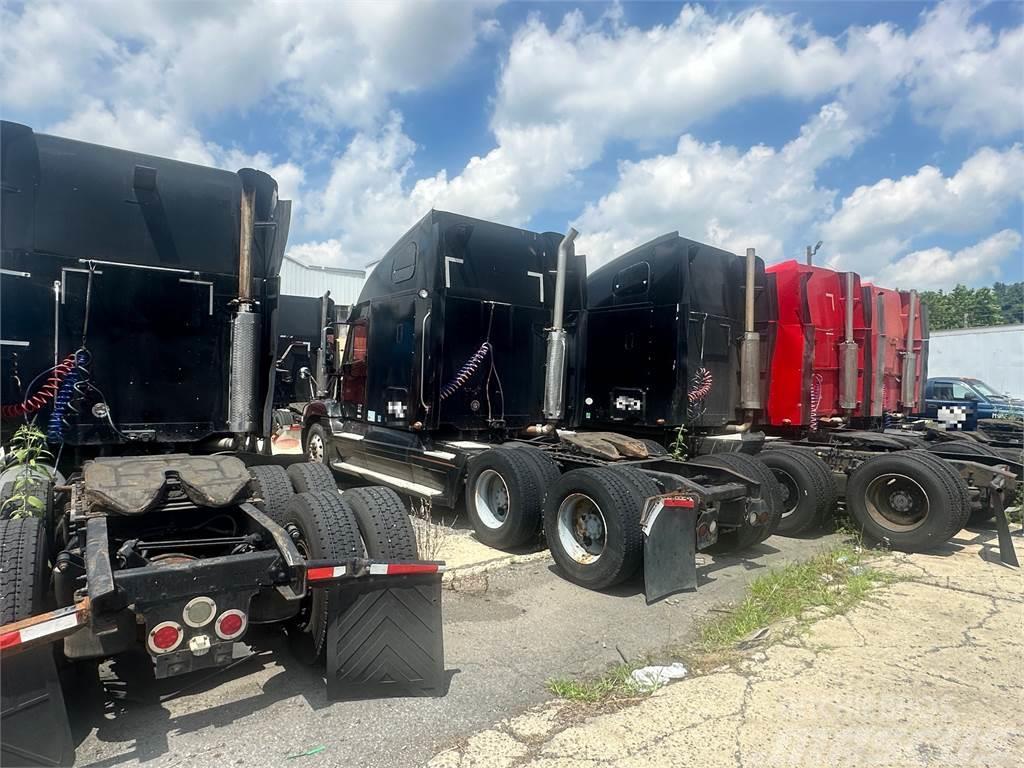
top-left (643, 497), bottom-right (699, 605)
top-left (325, 573), bottom-right (445, 700)
top-left (1, 647), bottom-right (74, 767)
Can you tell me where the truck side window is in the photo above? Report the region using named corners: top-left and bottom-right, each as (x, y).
top-left (931, 383), bottom-right (954, 399)
top-left (392, 242), bottom-right (417, 283)
top-left (613, 261), bottom-right (650, 298)
top-left (950, 382), bottom-right (975, 400)
top-left (349, 322), bottom-right (368, 363)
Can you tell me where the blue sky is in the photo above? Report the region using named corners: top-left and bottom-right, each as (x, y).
top-left (2, 0), bottom-right (1021, 289)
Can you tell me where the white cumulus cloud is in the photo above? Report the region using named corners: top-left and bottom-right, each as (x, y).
top-left (872, 230), bottom-right (1023, 289)
top-left (823, 144), bottom-right (1024, 275)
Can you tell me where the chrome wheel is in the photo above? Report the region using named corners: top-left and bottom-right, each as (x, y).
top-left (864, 473), bottom-right (929, 531)
top-left (306, 431), bottom-right (325, 464)
top-left (556, 493), bottom-right (606, 564)
top-left (473, 469), bottom-right (510, 529)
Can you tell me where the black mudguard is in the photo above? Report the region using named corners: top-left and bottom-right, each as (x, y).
top-left (642, 497), bottom-right (699, 604)
top-left (1, 646), bottom-right (74, 767)
top-left (325, 573), bottom-right (445, 700)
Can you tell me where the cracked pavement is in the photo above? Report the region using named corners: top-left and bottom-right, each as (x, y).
top-left (71, 531), bottom-right (842, 767)
top-left (427, 528), bottom-right (1024, 768)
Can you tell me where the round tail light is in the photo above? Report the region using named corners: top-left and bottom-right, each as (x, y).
top-left (215, 609), bottom-right (247, 640)
top-left (148, 621), bottom-right (184, 654)
top-left (183, 596), bottom-right (217, 628)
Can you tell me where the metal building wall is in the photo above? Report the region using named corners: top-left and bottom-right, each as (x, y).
top-left (928, 323), bottom-right (1024, 397)
top-left (279, 255), bottom-right (366, 305)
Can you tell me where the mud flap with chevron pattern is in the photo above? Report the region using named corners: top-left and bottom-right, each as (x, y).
top-left (326, 573), bottom-right (445, 700)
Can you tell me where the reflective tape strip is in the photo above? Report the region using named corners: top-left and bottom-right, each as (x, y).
top-left (663, 497), bottom-right (696, 509)
top-left (369, 563), bottom-right (444, 576)
top-left (0, 605), bottom-right (82, 649)
top-left (307, 565), bottom-right (347, 582)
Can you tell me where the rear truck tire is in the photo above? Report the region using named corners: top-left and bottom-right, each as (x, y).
top-left (466, 448), bottom-right (548, 549)
top-left (611, 466), bottom-right (662, 499)
top-left (544, 467), bottom-right (645, 590)
top-left (641, 438), bottom-right (668, 457)
top-left (0, 471), bottom-right (54, 525)
top-left (846, 450), bottom-right (970, 552)
top-left (0, 517), bottom-right (49, 624)
top-left (343, 486), bottom-right (419, 560)
top-left (281, 491), bottom-right (363, 663)
top-left (758, 449), bottom-right (838, 536)
top-left (699, 452), bottom-right (784, 550)
top-left (303, 421), bottom-right (329, 465)
top-left (968, 506), bottom-right (995, 525)
top-left (248, 465), bottom-right (295, 524)
top-left (287, 461), bottom-right (338, 495)
top-left (925, 440), bottom-right (1001, 458)
top-left (506, 444), bottom-right (562, 489)
top-left (912, 450), bottom-right (973, 533)
top-left (1, 517), bottom-right (73, 767)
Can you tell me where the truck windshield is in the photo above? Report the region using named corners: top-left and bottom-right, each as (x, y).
top-left (965, 379), bottom-right (1005, 399)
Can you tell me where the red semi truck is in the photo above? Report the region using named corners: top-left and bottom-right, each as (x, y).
top-left (580, 235), bottom-right (1020, 555)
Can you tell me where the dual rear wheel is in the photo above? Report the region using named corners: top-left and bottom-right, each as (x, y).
top-left (247, 462), bottom-right (418, 661)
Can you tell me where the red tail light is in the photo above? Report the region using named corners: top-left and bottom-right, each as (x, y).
top-left (147, 621), bottom-right (184, 654)
top-left (215, 609), bottom-right (247, 640)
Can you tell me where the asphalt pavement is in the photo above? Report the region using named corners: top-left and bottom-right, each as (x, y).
top-left (70, 532), bottom-right (842, 768)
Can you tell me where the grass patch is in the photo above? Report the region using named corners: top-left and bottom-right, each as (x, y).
top-left (546, 544), bottom-right (896, 704)
top-left (698, 544), bottom-right (893, 652)
top-left (546, 662), bottom-right (647, 703)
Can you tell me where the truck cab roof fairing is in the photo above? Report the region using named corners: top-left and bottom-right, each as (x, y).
top-left (356, 210), bottom-right (579, 310)
top-left (0, 120), bottom-right (285, 279)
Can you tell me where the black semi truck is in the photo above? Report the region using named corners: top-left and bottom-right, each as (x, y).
top-left (579, 232), bottom-right (1020, 556)
top-left (300, 211), bottom-right (781, 600)
top-left (0, 123), bottom-right (445, 766)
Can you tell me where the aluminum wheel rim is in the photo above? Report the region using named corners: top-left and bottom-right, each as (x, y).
top-left (864, 473), bottom-right (929, 531)
top-left (307, 432), bottom-right (325, 464)
top-left (474, 469), bottom-right (510, 529)
top-left (557, 493), bottom-right (607, 564)
top-left (773, 469), bottom-right (800, 519)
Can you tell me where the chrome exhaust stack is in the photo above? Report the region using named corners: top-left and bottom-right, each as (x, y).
top-left (838, 271), bottom-right (859, 412)
top-left (900, 290), bottom-right (918, 412)
top-left (543, 227), bottom-right (579, 423)
top-left (870, 293), bottom-right (886, 418)
top-left (739, 247), bottom-right (761, 414)
top-left (228, 178), bottom-right (259, 436)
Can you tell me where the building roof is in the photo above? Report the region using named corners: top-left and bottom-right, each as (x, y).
top-left (280, 254), bottom-right (366, 305)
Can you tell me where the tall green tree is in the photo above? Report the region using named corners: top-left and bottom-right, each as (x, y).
top-left (920, 281), bottom-right (1024, 330)
top-left (993, 281), bottom-right (1024, 324)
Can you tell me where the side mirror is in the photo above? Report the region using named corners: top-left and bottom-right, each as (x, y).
top-left (299, 366), bottom-right (311, 380)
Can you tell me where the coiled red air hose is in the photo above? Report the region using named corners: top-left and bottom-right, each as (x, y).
top-left (2, 354), bottom-right (78, 419)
